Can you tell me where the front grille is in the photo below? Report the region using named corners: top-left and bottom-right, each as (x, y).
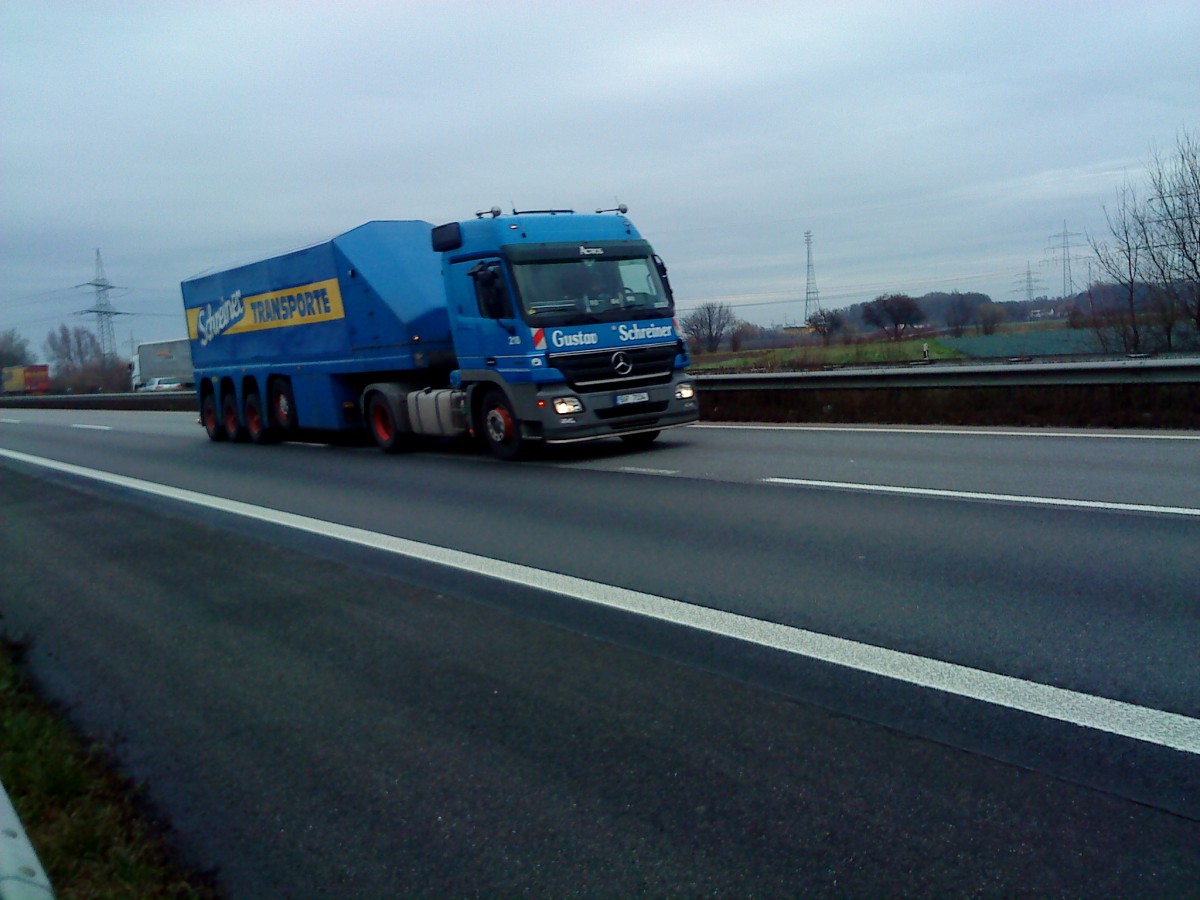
top-left (548, 341), bottom-right (677, 393)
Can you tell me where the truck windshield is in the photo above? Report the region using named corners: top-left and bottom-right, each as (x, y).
top-left (509, 255), bottom-right (673, 327)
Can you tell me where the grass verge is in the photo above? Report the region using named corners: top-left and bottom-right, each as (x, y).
top-left (0, 634), bottom-right (220, 899)
top-left (692, 336), bottom-right (962, 371)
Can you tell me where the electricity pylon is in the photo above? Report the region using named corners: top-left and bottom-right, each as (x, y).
top-left (75, 249), bottom-right (129, 360)
top-left (803, 231), bottom-right (819, 324)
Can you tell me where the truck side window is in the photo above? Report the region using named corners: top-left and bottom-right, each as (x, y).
top-left (471, 261), bottom-right (514, 320)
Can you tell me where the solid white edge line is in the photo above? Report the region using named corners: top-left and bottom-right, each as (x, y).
top-left (763, 477), bottom-right (1200, 518)
top-left (697, 423), bottom-right (1200, 440)
top-left (0, 777), bottom-right (54, 897)
top-left (3, 446), bottom-right (1198, 755)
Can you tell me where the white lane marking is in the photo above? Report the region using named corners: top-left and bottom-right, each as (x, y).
top-left (3, 446), bottom-right (1198, 755)
top-left (620, 466), bottom-right (680, 476)
top-left (763, 476), bottom-right (1200, 518)
top-left (70, 424), bottom-right (112, 431)
top-left (699, 423), bottom-right (1200, 440)
top-left (0, 418), bottom-right (21, 424)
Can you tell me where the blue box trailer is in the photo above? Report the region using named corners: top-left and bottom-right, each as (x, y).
top-left (182, 208), bottom-right (698, 458)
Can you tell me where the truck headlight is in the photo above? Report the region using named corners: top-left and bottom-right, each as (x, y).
top-left (675, 383), bottom-right (695, 400)
top-left (553, 396), bottom-right (584, 415)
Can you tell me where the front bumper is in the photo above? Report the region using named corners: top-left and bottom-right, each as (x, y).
top-left (531, 375), bottom-right (699, 444)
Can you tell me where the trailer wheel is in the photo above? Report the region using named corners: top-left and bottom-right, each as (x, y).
top-left (481, 389), bottom-right (525, 461)
top-left (244, 391), bottom-right (278, 444)
top-left (202, 391), bottom-right (226, 442)
top-left (367, 392), bottom-right (407, 454)
top-left (222, 391), bottom-right (247, 442)
top-left (269, 378), bottom-right (297, 432)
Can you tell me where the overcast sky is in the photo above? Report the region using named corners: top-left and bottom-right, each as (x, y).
top-left (3, 1), bottom-right (1198, 355)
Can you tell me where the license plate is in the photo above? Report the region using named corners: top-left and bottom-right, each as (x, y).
top-left (616, 391), bottom-right (649, 406)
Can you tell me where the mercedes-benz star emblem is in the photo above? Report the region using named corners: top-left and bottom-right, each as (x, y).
top-left (611, 351), bottom-right (633, 376)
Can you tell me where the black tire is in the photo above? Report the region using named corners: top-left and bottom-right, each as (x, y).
top-left (244, 391), bottom-right (278, 444)
top-left (222, 391), bottom-right (247, 442)
top-left (201, 391), bottom-right (226, 442)
top-left (619, 430), bottom-right (661, 449)
top-left (268, 378), bottom-right (297, 432)
top-left (481, 389), bottom-right (526, 461)
top-left (367, 392), bottom-right (407, 454)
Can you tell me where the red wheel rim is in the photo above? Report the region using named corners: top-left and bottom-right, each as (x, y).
top-left (486, 404), bottom-right (513, 444)
top-left (203, 397), bottom-right (218, 432)
top-left (246, 399), bottom-right (262, 436)
top-left (372, 403), bottom-right (393, 442)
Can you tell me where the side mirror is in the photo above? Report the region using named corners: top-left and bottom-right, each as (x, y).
top-left (469, 262), bottom-right (498, 286)
top-left (653, 254), bottom-right (674, 301)
top-left (432, 222), bottom-right (463, 252)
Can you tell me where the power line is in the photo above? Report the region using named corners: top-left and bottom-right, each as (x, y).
top-left (0, 287), bottom-right (83, 311)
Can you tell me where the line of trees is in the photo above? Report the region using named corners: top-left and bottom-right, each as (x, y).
top-left (680, 290), bottom-right (1020, 354)
top-left (681, 134), bottom-right (1198, 357)
top-left (0, 324), bottom-right (128, 392)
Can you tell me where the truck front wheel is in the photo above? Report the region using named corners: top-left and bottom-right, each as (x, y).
top-left (481, 390), bottom-right (525, 461)
top-left (202, 392), bottom-right (226, 442)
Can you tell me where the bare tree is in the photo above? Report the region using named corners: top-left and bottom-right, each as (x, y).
top-left (862, 293), bottom-right (924, 341)
top-left (946, 292), bottom-right (974, 337)
top-left (1090, 182), bottom-right (1144, 353)
top-left (45, 324), bottom-right (103, 374)
top-left (728, 319), bottom-right (758, 352)
top-left (806, 308), bottom-right (844, 346)
top-left (41, 325), bottom-right (124, 391)
top-left (1143, 284), bottom-right (1184, 351)
top-left (1087, 132), bottom-right (1200, 353)
top-left (681, 302), bottom-right (735, 353)
top-left (1141, 131), bottom-right (1200, 339)
top-left (0, 328), bottom-right (34, 368)
top-left (976, 302), bottom-right (1007, 336)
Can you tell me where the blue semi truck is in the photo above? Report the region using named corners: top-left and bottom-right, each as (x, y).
top-left (182, 207), bottom-right (698, 459)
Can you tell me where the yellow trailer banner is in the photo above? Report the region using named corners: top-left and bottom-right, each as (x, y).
top-left (187, 278), bottom-right (345, 346)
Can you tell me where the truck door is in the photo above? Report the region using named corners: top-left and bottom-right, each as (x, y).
top-left (449, 258), bottom-right (524, 375)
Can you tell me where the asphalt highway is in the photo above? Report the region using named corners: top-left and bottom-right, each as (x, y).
top-left (1, 410), bottom-right (1197, 896)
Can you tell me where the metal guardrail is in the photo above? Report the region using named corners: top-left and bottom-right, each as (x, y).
top-left (0, 390), bottom-right (195, 411)
top-left (0, 358), bottom-right (1196, 417)
top-left (692, 356), bottom-right (1200, 391)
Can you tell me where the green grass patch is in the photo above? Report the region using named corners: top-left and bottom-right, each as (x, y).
top-left (693, 337), bottom-right (962, 371)
top-left (0, 636), bottom-right (220, 899)
top-left (939, 327), bottom-right (1100, 359)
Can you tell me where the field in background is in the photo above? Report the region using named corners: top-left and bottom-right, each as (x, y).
top-left (690, 322), bottom-right (1165, 372)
